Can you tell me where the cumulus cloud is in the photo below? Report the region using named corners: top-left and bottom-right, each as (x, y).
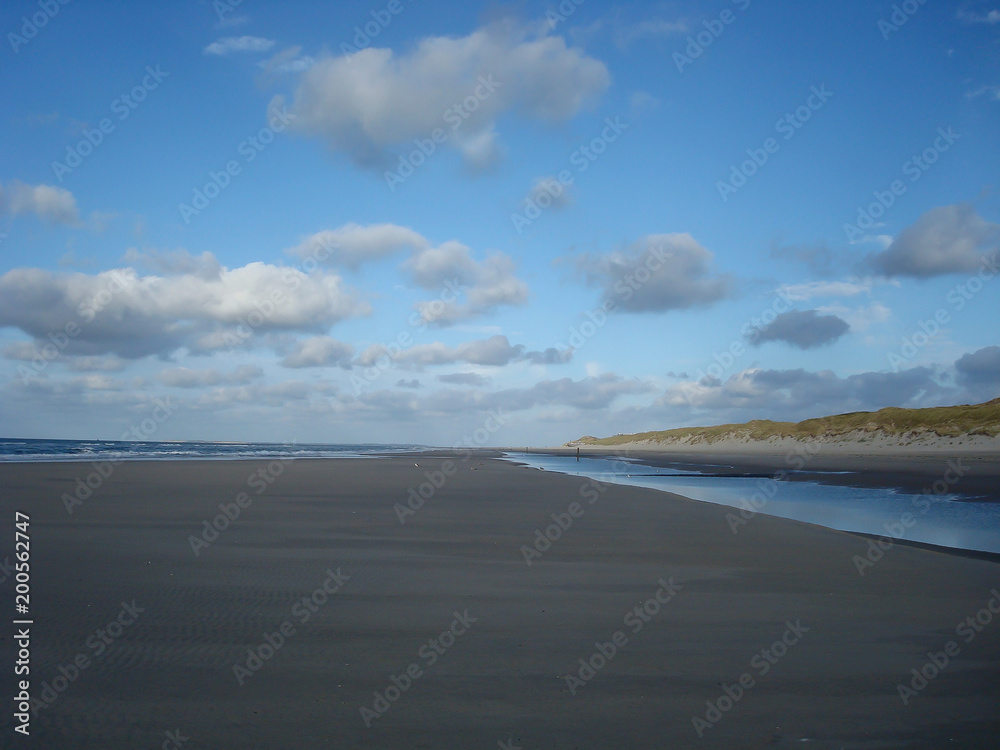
top-left (204, 36), bottom-right (276, 55)
top-left (288, 223), bottom-right (527, 324)
top-left (160, 365), bottom-right (263, 388)
top-left (280, 336), bottom-right (354, 368)
top-left (437, 372), bottom-right (491, 386)
top-left (526, 176), bottom-right (573, 211)
top-left (396, 378), bottom-right (421, 389)
top-left (867, 204), bottom-right (1000, 277)
top-left (573, 233), bottom-right (732, 313)
top-left (750, 309), bottom-right (850, 349)
top-left (955, 345), bottom-right (1000, 387)
top-left (0, 259), bottom-right (367, 359)
top-left (287, 223), bottom-right (426, 268)
top-left (270, 20), bottom-right (609, 168)
top-left (0, 181), bottom-right (79, 224)
top-left (386, 335), bottom-right (524, 368)
top-left (405, 243), bottom-right (528, 325)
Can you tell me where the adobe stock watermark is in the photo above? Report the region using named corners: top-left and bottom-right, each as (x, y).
top-left (887, 253), bottom-right (998, 372)
top-left (29, 600), bottom-right (144, 716)
top-left (383, 75), bottom-right (501, 191)
top-left (563, 577), bottom-right (682, 694)
top-left (510, 116), bottom-right (628, 233)
top-left (547, 0), bottom-right (586, 30)
top-left (843, 127), bottom-right (960, 243)
top-left (188, 457), bottom-right (290, 555)
top-left (61, 398), bottom-right (179, 515)
top-left (724, 443), bottom-right (822, 534)
top-left (360, 609), bottom-right (477, 727)
top-left (7, 0), bottom-right (72, 54)
top-left (213, 0), bottom-right (243, 24)
top-left (154, 730), bottom-right (189, 750)
top-left (520, 464), bottom-right (630, 566)
top-left (178, 106), bottom-right (295, 223)
top-left (555, 244), bottom-right (672, 354)
top-left (394, 409), bottom-right (507, 524)
top-left (896, 589), bottom-right (1000, 705)
top-left (16, 269), bottom-right (136, 384)
top-left (673, 0), bottom-right (751, 73)
top-left (692, 619), bottom-right (809, 737)
top-left (233, 566), bottom-right (351, 685)
top-left (716, 85), bottom-right (833, 202)
top-left (51, 66), bottom-right (169, 182)
top-left (878, 0), bottom-right (929, 40)
top-left (853, 459), bottom-right (969, 576)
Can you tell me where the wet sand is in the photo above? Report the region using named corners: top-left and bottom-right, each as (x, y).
top-left (1, 454), bottom-right (998, 748)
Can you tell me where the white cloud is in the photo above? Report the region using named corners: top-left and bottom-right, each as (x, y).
top-left (526, 176), bottom-right (573, 211)
top-left (289, 223), bottom-right (528, 324)
top-left (0, 258), bottom-right (367, 358)
top-left (204, 36), bottom-right (276, 56)
top-left (280, 336), bottom-right (354, 368)
top-left (0, 181), bottom-right (79, 224)
top-left (778, 279), bottom-right (876, 301)
top-left (270, 20), bottom-right (609, 168)
top-left (287, 223), bottom-right (426, 269)
top-left (957, 8), bottom-right (1000, 24)
top-left (356, 334), bottom-right (567, 370)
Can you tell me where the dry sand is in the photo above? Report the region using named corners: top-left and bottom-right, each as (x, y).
top-left (1, 454), bottom-right (999, 748)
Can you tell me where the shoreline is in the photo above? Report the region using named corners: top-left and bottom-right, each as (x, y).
top-left (519, 445), bottom-right (1000, 502)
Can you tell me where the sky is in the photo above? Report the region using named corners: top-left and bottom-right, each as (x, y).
top-left (1, 0), bottom-right (999, 447)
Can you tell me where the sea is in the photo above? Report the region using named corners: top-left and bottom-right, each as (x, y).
top-left (0, 438), bottom-right (422, 462)
top-left (503, 452), bottom-right (1000, 556)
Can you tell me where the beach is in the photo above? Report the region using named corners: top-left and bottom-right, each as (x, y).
top-left (2, 453), bottom-right (999, 749)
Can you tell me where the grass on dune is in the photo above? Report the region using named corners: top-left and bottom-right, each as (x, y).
top-left (569, 397), bottom-right (1000, 446)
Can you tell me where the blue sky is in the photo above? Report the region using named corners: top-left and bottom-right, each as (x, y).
top-left (1, 0), bottom-right (999, 446)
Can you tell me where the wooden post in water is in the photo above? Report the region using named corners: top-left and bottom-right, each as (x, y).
top-left (576, 446), bottom-right (580, 462)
